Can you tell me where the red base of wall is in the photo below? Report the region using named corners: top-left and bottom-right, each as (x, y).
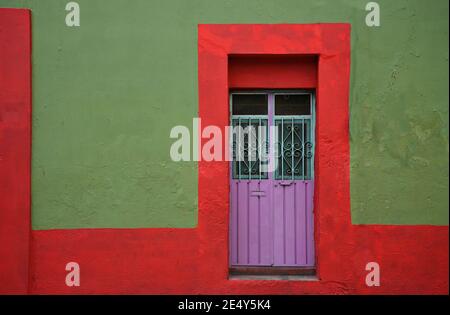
top-left (30, 226), bottom-right (448, 294)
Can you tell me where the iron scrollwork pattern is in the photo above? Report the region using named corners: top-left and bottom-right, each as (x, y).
top-left (275, 119), bottom-right (313, 180)
top-left (232, 118), bottom-right (269, 180)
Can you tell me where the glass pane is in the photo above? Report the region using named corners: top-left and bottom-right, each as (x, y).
top-left (275, 94), bottom-right (310, 115)
top-left (275, 119), bottom-right (313, 180)
top-left (232, 94), bottom-right (268, 115)
top-left (232, 118), bottom-right (269, 180)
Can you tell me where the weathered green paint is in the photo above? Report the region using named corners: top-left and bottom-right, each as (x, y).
top-left (1, 0), bottom-right (447, 228)
top-left (349, 1), bottom-right (449, 224)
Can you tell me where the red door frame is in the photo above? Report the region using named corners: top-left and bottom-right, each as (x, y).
top-left (199, 23), bottom-right (352, 278)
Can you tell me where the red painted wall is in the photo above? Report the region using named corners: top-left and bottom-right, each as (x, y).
top-left (0, 8), bottom-right (31, 294)
top-left (0, 14), bottom-right (448, 294)
top-left (229, 55), bottom-right (317, 89)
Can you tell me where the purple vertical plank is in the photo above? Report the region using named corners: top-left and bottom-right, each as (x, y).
top-left (230, 180), bottom-right (238, 265)
top-left (296, 182), bottom-right (307, 265)
top-left (259, 180), bottom-right (273, 265)
top-left (273, 184), bottom-right (285, 265)
top-left (284, 183), bottom-right (296, 265)
top-left (237, 181), bottom-right (249, 264)
top-left (306, 180), bottom-right (315, 266)
top-left (248, 181), bottom-right (260, 265)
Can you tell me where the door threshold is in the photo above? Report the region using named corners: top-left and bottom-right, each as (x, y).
top-left (229, 274), bottom-right (318, 281)
top-left (229, 266), bottom-right (316, 280)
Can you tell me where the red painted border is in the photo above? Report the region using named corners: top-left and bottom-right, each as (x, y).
top-left (229, 55), bottom-right (317, 89)
top-left (0, 20), bottom-right (448, 294)
top-left (0, 8), bottom-right (32, 294)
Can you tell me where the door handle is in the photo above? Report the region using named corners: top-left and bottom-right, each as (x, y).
top-left (250, 191), bottom-right (266, 197)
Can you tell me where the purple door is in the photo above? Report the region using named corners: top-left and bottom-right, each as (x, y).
top-left (230, 92), bottom-right (315, 267)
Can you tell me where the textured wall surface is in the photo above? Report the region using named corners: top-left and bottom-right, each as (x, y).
top-left (26, 24), bottom-right (448, 294)
top-left (0, 0), bottom-right (448, 228)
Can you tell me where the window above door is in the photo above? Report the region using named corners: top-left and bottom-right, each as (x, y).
top-left (230, 91), bottom-right (315, 181)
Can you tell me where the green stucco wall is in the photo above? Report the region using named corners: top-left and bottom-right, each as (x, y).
top-left (1, 0), bottom-right (448, 229)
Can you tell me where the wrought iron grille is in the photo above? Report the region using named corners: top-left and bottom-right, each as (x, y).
top-left (275, 118), bottom-right (313, 180)
top-left (231, 118), bottom-right (269, 180)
